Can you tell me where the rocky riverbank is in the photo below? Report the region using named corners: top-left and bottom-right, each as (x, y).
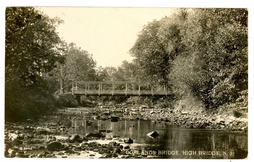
top-left (137, 109), bottom-right (248, 132)
top-left (4, 121), bottom-right (151, 158)
top-left (57, 106), bottom-right (248, 133)
top-left (5, 106), bottom-right (248, 158)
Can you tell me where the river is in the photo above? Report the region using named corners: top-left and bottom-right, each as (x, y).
top-left (69, 118), bottom-right (248, 159)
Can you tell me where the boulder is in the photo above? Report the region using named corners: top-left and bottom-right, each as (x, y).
top-left (86, 121), bottom-right (93, 126)
top-left (36, 127), bottom-right (52, 135)
top-left (88, 141), bottom-right (100, 147)
top-left (46, 135), bottom-right (57, 143)
top-left (108, 141), bottom-right (117, 147)
top-left (113, 147), bottom-right (121, 154)
top-left (165, 119), bottom-right (170, 122)
top-left (147, 131), bottom-right (159, 139)
top-left (124, 138), bottom-right (133, 144)
top-left (58, 152), bottom-right (64, 155)
top-left (86, 132), bottom-right (105, 138)
top-left (12, 139), bottom-right (23, 146)
top-left (93, 148), bottom-right (99, 152)
top-left (9, 133), bottom-right (18, 141)
top-left (8, 149), bottom-right (16, 157)
top-left (14, 125), bottom-right (25, 130)
top-left (29, 138), bottom-right (45, 144)
top-left (99, 129), bottom-right (106, 133)
top-left (181, 111), bottom-right (188, 115)
top-left (111, 116), bottom-right (119, 122)
top-left (26, 118), bottom-right (32, 122)
top-left (68, 134), bottom-right (82, 143)
top-left (118, 145), bottom-right (123, 149)
top-left (24, 125), bottom-right (34, 130)
top-left (47, 141), bottom-right (65, 151)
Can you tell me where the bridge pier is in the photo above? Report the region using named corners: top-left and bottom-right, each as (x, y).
top-left (75, 95), bottom-right (81, 104)
top-left (138, 85), bottom-right (141, 96)
top-left (125, 83), bottom-right (128, 95)
top-left (99, 83), bottom-right (102, 95)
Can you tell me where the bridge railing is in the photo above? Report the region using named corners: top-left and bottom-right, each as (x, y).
top-left (70, 81), bottom-right (169, 96)
top-left (73, 88), bottom-right (168, 96)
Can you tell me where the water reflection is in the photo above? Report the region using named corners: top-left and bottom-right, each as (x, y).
top-left (70, 119), bottom-right (247, 159)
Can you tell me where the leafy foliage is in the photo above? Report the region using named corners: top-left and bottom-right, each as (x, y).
top-left (55, 94), bottom-right (78, 108)
top-left (6, 7), bottom-right (66, 79)
top-left (5, 7), bottom-right (66, 121)
top-left (178, 9), bottom-right (248, 109)
top-left (129, 20), bottom-right (169, 85)
top-left (5, 75), bottom-right (57, 122)
top-left (49, 43), bottom-right (97, 94)
top-left (129, 8), bottom-right (248, 110)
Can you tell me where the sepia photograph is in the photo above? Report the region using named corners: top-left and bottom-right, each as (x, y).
top-left (4, 4), bottom-right (249, 160)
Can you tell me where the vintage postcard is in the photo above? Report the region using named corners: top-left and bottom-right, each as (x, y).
top-left (4, 6), bottom-right (248, 159)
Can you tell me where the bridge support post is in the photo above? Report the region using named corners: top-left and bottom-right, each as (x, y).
top-left (75, 95), bottom-right (81, 105)
top-left (138, 85), bottom-right (140, 96)
top-left (112, 83), bottom-right (114, 95)
top-left (125, 83), bottom-right (128, 96)
top-left (72, 82), bottom-right (74, 95)
top-left (85, 83), bottom-right (87, 95)
top-left (99, 83), bottom-right (101, 95)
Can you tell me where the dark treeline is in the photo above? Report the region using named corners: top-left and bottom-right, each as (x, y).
top-left (5, 8), bottom-right (248, 122)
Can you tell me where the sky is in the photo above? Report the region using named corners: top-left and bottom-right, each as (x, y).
top-left (39, 7), bottom-right (176, 68)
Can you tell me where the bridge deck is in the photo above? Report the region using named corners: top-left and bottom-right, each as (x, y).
top-left (73, 89), bottom-right (168, 96)
top-left (64, 81), bottom-right (169, 96)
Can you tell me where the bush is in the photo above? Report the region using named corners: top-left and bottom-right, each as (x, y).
top-left (55, 94), bottom-right (78, 108)
top-left (233, 110), bottom-right (243, 118)
top-left (5, 75), bottom-right (57, 122)
top-left (236, 90), bottom-right (248, 107)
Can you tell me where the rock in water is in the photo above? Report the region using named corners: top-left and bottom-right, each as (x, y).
top-left (113, 147), bottom-right (121, 154)
top-left (47, 141), bottom-right (64, 151)
top-left (124, 138), bottom-right (133, 144)
top-left (68, 134), bottom-right (82, 143)
top-left (36, 127), bottom-right (52, 135)
top-left (108, 141), bottom-right (117, 147)
top-left (85, 132), bottom-right (105, 138)
top-left (147, 131), bottom-right (159, 139)
top-left (111, 116), bottom-right (119, 122)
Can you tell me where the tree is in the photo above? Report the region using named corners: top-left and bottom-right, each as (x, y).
top-left (50, 43), bottom-right (97, 94)
top-left (5, 7), bottom-right (66, 121)
top-left (117, 60), bottom-right (139, 82)
top-left (6, 7), bottom-right (66, 86)
top-left (130, 8), bottom-right (248, 110)
top-left (129, 10), bottom-right (188, 87)
top-left (129, 20), bottom-right (170, 86)
top-left (95, 66), bottom-right (108, 81)
top-left (170, 8), bottom-right (248, 109)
